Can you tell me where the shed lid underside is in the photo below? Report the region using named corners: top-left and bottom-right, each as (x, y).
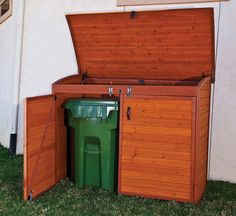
top-left (66, 8), bottom-right (215, 81)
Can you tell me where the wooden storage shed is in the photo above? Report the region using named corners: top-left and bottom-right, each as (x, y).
top-left (24, 8), bottom-right (214, 203)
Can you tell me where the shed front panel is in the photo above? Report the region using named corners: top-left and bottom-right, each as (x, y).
top-left (119, 96), bottom-right (195, 200)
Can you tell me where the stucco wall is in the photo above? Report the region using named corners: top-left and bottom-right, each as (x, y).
top-left (0, 1), bottom-right (20, 148)
top-left (2, 0), bottom-right (234, 182)
top-left (209, 0), bottom-right (236, 182)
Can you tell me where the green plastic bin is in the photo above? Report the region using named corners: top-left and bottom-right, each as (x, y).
top-left (64, 99), bottom-right (119, 190)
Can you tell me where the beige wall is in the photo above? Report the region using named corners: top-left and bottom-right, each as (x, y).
top-left (0, 0), bottom-right (19, 148)
top-left (209, 0), bottom-right (236, 182)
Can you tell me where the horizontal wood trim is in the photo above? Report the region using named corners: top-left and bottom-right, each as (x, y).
top-left (121, 184), bottom-right (190, 200)
top-left (117, 0), bottom-right (228, 6)
top-left (121, 178), bottom-right (190, 192)
top-left (123, 118), bottom-right (192, 128)
top-left (123, 125), bottom-right (192, 136)
top-left (122, 147), bottom-right (191, 160)
top-left (122, 163), bottom-right (191, 176)
top-left (122, 156), bottom-right (191, 168)
top-left (54, 74), bottom-right (201, 86)
top-left (122, 140), bottom-right (191, 151)
top-left (52, 84), bottom-right (198, 96)
top-left (122, 170), bottom-right (190, 184)
top-left (123, 132), bottom-right (192, 144)
top-left (120, 190), bottom-right (191, 203)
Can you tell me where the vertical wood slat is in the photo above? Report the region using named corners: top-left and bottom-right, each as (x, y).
top-left (24, 95), bottom-right (56, 200)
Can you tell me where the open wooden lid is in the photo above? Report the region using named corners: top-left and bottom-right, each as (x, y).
top-left (66, 8), bottom-right (215, 82)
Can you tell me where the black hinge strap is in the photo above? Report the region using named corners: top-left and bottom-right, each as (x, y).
top-left (81, 71), bottom-right (88, 84)
top-left (130, 11), bottom-right (137, 19)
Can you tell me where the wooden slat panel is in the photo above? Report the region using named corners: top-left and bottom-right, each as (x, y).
top-left (122, 163), bottom-right (190, 176)
top-left (123, 118), bottom-right (192, 128)
top-left (122, 140), bottom-right (191, 152)
top-left (24, 95), bottom-right (56, 200)
top-left (119, 96), bottom-right (194, 201)
top-left (122, 178), bottom-right (190, 193)
top-left (122, 170), bottom-right (190, 184)
top-left (123, 132), bottom-right (192, 144)
top-left (122, 156), bottom-right (191, 168)
top-left (123, 125), bottom-right (191, 136)
top-left (66, 9), bottom-right (214, 80)
top-left (122, 147), bottom-right (191, 161)
top-left (125, 110), bottom-right (192, 120)
top-left (123, 98), bottom-right (193, 112)
top-left (121, 185), bottom-right (190, 200)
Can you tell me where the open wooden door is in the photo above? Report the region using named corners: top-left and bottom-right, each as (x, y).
top-left (24, 95), bottom-right (56, 200)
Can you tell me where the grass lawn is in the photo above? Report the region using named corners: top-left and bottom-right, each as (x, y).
top-left (0, 145), bottom-right (236, 216)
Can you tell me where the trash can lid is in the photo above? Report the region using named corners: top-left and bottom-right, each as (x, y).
top-left (64, 99), bottom-right (118, 119)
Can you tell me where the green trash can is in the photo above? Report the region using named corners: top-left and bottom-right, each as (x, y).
top-left (64, 99), bottom-right (119, 190)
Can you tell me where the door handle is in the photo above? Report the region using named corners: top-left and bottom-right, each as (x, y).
top-left (127, 106), bottom-right (131, 120)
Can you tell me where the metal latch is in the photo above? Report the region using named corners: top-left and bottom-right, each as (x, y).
top-left (127, 106), bottom-right (131, 120)
top-left (127, 87), bottom-right (132, 96)
top-left (108, 86), bottom-right (113, 97)
top-left (81, 71), bottom-right (88, 84)
top-left (28, 191), bottom-right (33, 201)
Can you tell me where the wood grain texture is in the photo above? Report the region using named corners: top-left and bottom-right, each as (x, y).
top-left (194, 77), bottom-right (211, 202)
top-left (119, 96), bottom-right (194, 201)
top-left (66, 8), bottom-right (214, 81)
top-left (24, 95), bottom-right (56, 200)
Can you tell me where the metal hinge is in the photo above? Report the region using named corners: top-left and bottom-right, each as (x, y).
top-left (202, 72), bottom-right (205, 78)
top-left (108, 86), bottom-right (113, 97)
top-left (81, 71), bottom-right (88, 84)
top-left (127, 87), bottom-right (132, 96)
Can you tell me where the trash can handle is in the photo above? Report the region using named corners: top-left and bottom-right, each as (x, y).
top-left (127, 106), bottom-right (131, 120)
